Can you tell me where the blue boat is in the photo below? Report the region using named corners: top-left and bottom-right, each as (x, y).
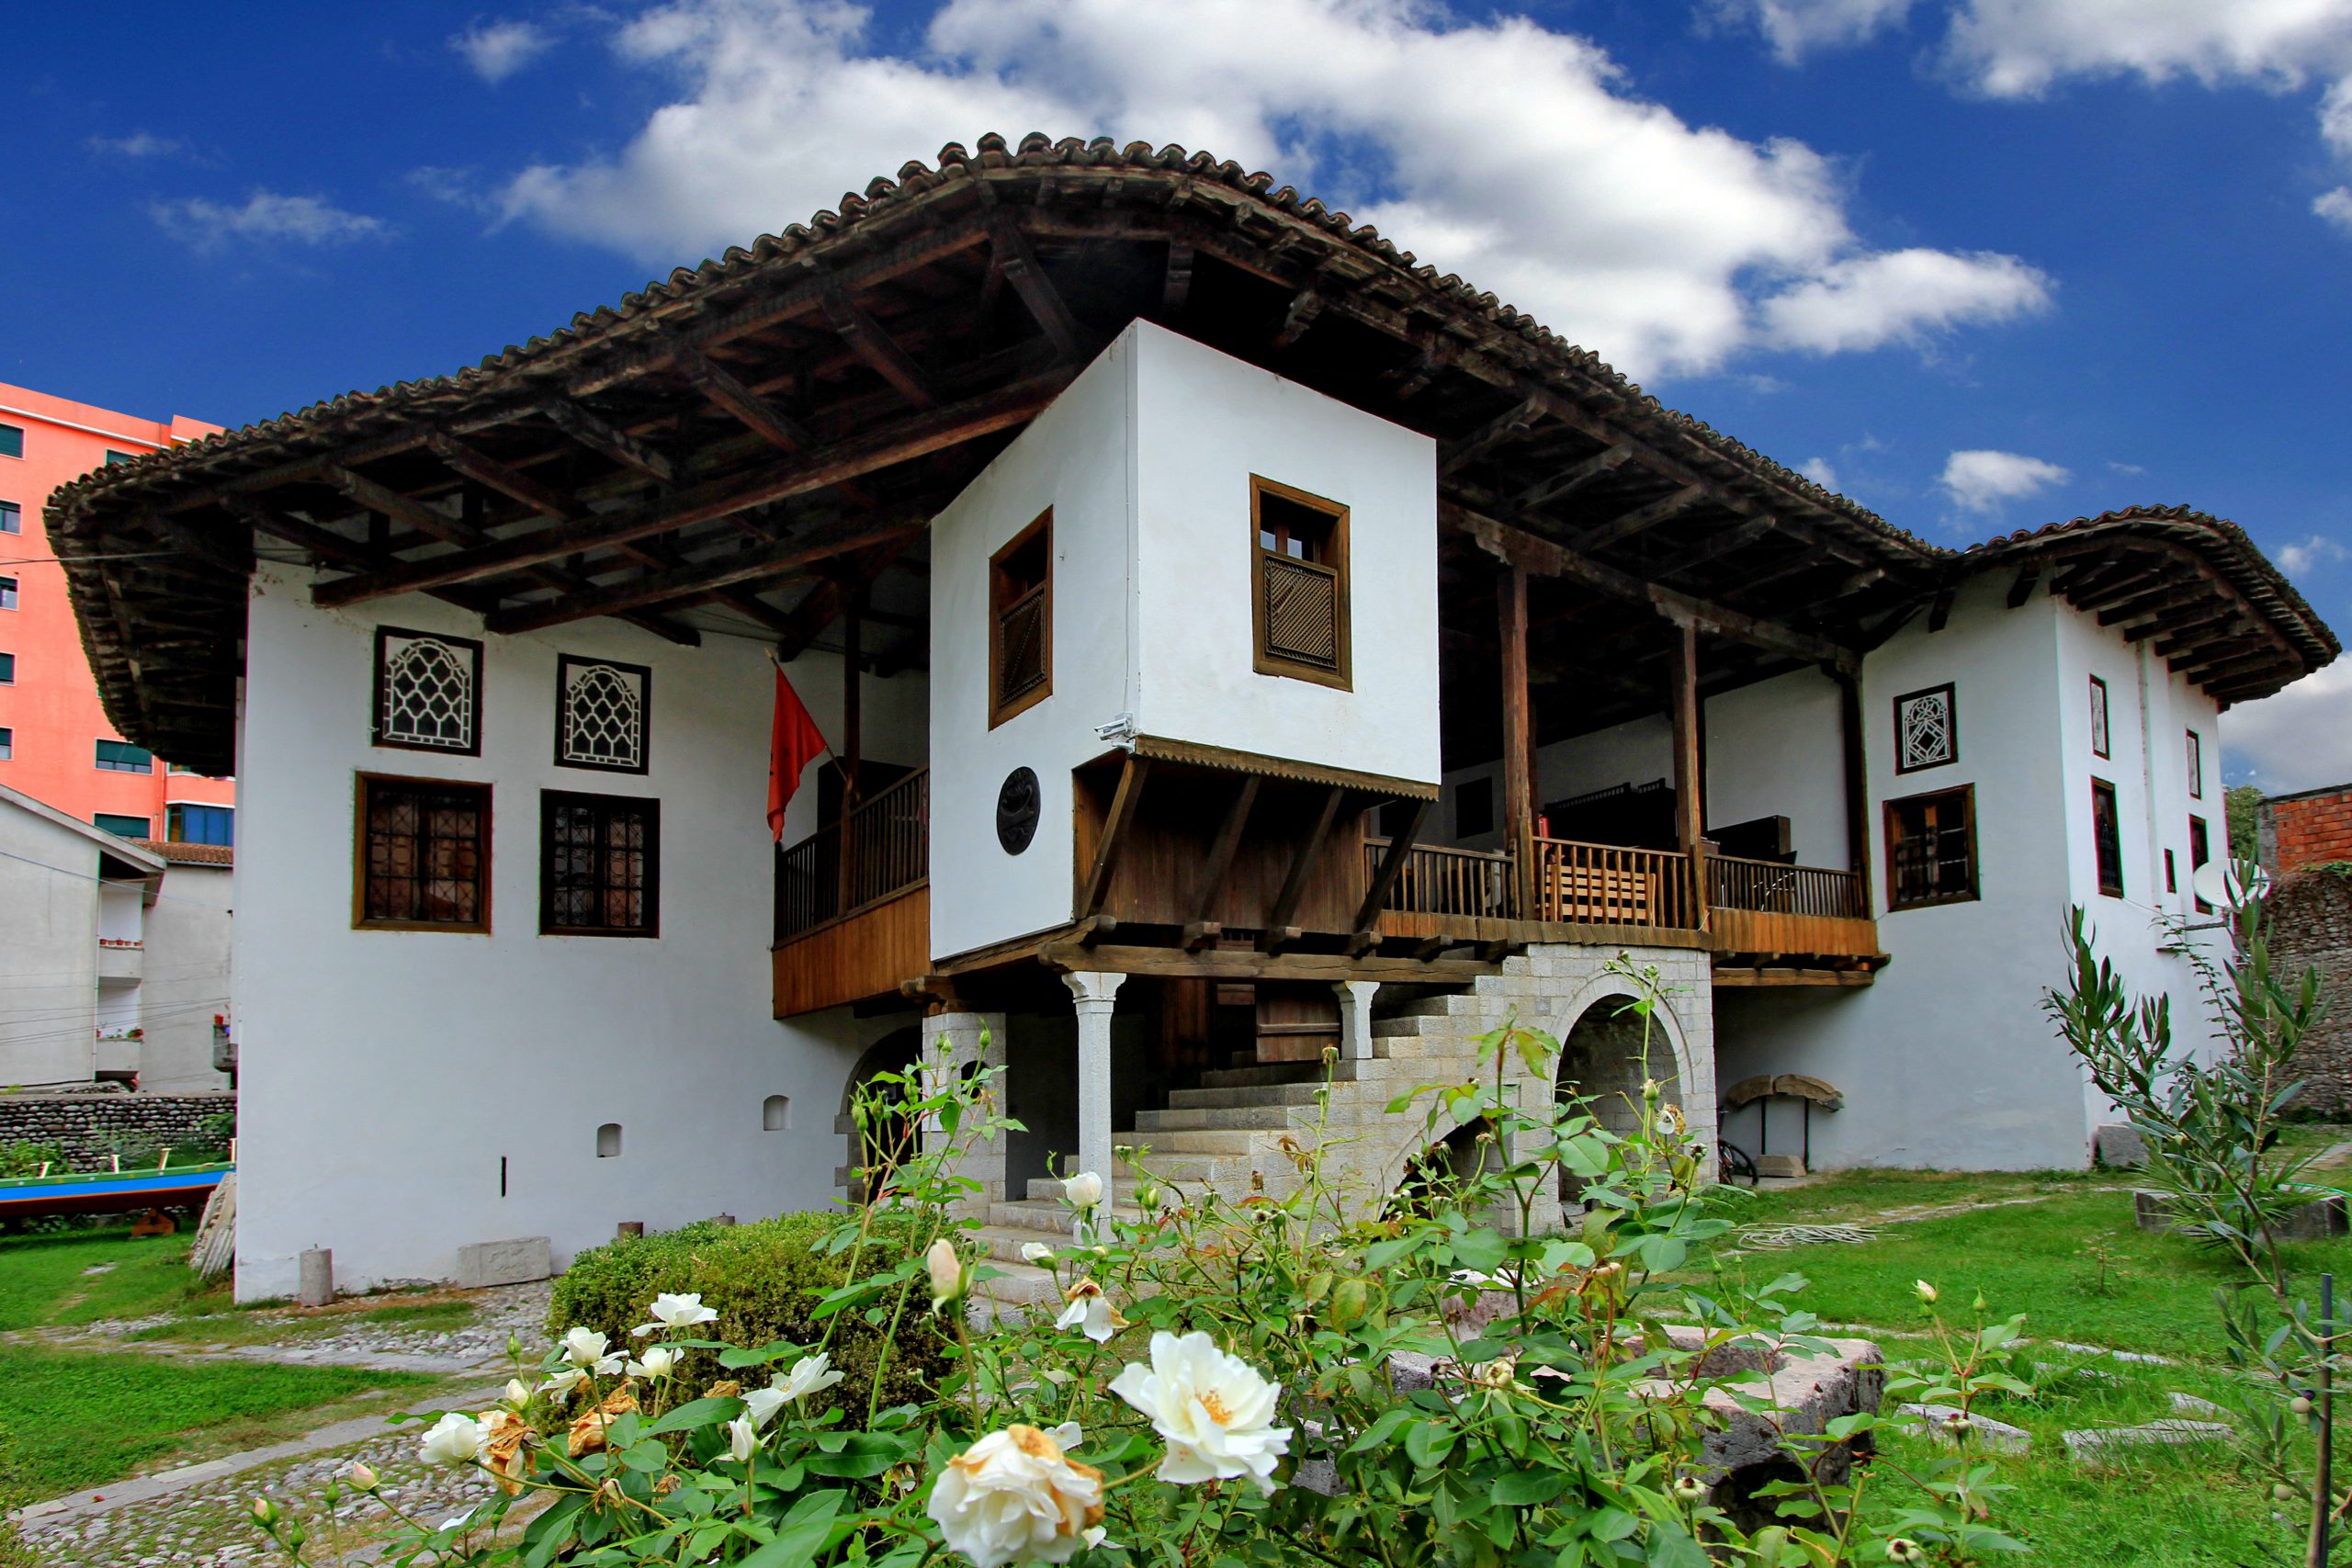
top-left (0, 1162), bottom-right (231, 1221)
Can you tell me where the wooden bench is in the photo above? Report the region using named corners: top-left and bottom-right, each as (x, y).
top-left (1546, 864), bottom-right (1656, 925)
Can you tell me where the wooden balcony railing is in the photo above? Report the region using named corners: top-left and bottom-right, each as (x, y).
top-left (775, 768), bottom-right (929, 941)
top-left (1363, 838), bottom-right (1516, 920)
top-left (1705, 853), bottom-right (1867, 919)
top-left (1530, 838), bottom-right (1701, 929)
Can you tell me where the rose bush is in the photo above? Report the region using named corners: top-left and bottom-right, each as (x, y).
top-left (247, 958), bottom-right (2020, 1566)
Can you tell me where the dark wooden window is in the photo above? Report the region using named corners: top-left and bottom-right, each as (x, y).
top-left (355, 773), bottom-right (491, 931)
top-left (540, 790), bottom-right (660, 937)
top-left (1883, 784), bottom-right (1978, 911)
top-left (1250, 476), bottom-right (1351, 689)
top-left (989, 510), bottom-right (1052, 728)
top-left (2091, 778), bottom-right (2125, 898)
top-left (2187, 729), bottom-right (2204, 800)
top-left (95, 739), bottom-right (153, 773)
top-left (2189, 815), bottom-right (2212, 912)
top-left (2088, 675), bottom-right (2109, 760)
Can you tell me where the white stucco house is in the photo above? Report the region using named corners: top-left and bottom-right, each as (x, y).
top-left (47, 138), bottom-right (2335, 1302)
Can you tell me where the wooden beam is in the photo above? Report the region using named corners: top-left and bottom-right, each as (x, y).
top-left (323, 466), bottom-right (470, 546)
top-left (1189, 775), bottom-right (1261, 931)
top-left (2005, 561), bottom-right (2044, 609)
top-left (1453, 505), bottom-right (1858, 671)
top-left (481, 513), bottom-right (928, 635)
top-left (1261, 786), bottom-right (1346, 951)
top-left (827, 290), bottom-right (938, 408)
top-left (1352, 798), bottom-right (1430, 942)
top-left (1665, 514), bottom-right (1777, 580)
top-left (221, 496), bottom-right (383, 571)
top-left (1160, 242), bottom-right (1195, 316)
top-left (540, 399), bottom-right (673, 481)
top-left (1667, 619), bottom-right (1703, 855)
top-left (311, 376), bottom-right (1064, 609)
top-left (1037, 942), bottom-right (1500, 987)
top-left (989, 215), bottom-right (1083, 361)
top-left (775, 536), bottom-right (919, 660)
top-left (1574, 483), bottom-right (1705, 553)
top-left (674, 345), bottom-right (818, 453)
top-left (1498, 563), bottom-right (1535, 920)
top-left (1440, 396), bottom-right (1544, 478)
top-left (1272, 288), bottom-right (1325, 349)
top-left (1512, 441), bottom-right (1632, 514)
top-left (1077, 756), bottom-right (1151, 920)
top-left (1926, 582), bottom-right (1958, 633)
top-left (1836, 668), bottom-right (1871, 901)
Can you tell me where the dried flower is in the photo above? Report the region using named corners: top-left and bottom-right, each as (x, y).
top-left (1109, 1330), bottom-right (1291, 1495)
top-left (481, 1409), bottom-right (534, 1495)
top-left (926, 1424), bottom-right (1105, 1568)
top-left (1054, 1279), bottom-right (1129, 1344)
top-left (566, 1387), bottom-right (638, 1457)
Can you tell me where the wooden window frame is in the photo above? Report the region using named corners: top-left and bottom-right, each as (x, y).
top-left (538, 788), bottom-right (662, 939)
top-left (2187, 728), bottom-right (2204, 801)
top-left (1892, 682), bottom-right (1957, 774)
top-left (554, 653), bottom-right (654, 774)
top-left (1250, 475), bottom-right (1353, 691)
top-left (987, 509), bottom-right (1053, 729)
top-left (2088, 675), bottom-right (2110, 760)
top-left (352, 772), bottom-right (492, 933)
top-left (1883, 783), bottom-right (1980, 912)
top-left (371, 626), bottom-right (485, 758)
top-left (2188, 815), bottom-right (2213, 913)
top-left (2090, 776), bottom-right (2126, 899)
top-left (0, 501), bottom-right (18, 535)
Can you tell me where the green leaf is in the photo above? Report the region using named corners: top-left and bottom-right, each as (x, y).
top-left (646, 1397), bottom-right (742, 1435)
top-left (1449, 1229), bottom-right (1510, 1273)
top-left (1644, 1520), bottom-right (1711, 1568)
top-left (803, 1431), bottom-right (909, 1478)
top-left (1346, 1406), bottom-right (1417, 1455)
top-left (1404, 1419), bottom-right (1458, 1469)
top-left (737, 1491), bottom-right (846, 1567)
top-left (1492, 1468), bottom-right (1569, 1506)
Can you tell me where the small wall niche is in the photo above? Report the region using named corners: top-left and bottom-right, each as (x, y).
top-left (595, 1122), bottom-right (623, 1158)
top-left (762, 1095), bottom-right (791, 1133)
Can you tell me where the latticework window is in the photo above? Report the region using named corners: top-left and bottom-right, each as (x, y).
top-left (374, 628), bottom-right (483, 756)
top-left (356, 774), bottom-right (490, 931)
top-left (1250, 477), bottom-right (1351, 689)
top-left (540, 790), bottom-right (659, 937)
top-left (557, 655), bottom-right (650, 773)
top-left (1884, 784), bottom-right (1976, 911)
top-left (989, 510), bottom-right (1052, 727)
top-left (1893, 682), bottom-right (1955, 773)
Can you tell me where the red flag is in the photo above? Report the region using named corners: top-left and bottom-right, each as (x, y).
top-left (767, 667), bottom-right (828, 840)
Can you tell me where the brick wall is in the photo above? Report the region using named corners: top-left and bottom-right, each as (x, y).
top-left (2264, 786), bottom-right (2352, 874)
top-left (2268, 868), bottom-right (2352, 1116)
top-left (0, 1092), bottom-right (235, 1170)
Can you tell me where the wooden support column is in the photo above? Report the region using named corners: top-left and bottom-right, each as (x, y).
top-left (1498, 564), bottom-right (1536, 920)
top-left (1835, 668), bottom-right (1873, 902)
top-left (838, 592), bottom-right (863, 915)
top-left (1667, 617), bottom-right (1709, 931)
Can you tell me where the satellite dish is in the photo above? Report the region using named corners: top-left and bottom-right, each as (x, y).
top-left (2191, 858), bottom-right (2267, 909)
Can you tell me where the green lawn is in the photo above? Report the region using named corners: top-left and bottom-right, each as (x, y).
top-left (0, 1344), bottom-right (441, 1496)
top-left (0, 1226), bottom-right (228, 1331)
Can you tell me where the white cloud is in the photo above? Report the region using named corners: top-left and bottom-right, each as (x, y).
top-left (1711, 0), bottom-right (1917, 63)
top-left (1938, 446), bottom-right (2070, 513)
top-left (452, 18), bottom-right (556, 83)
top-left (88, 130), bottom-right (192, 160)
top-left (1757, 246), bottom-right (2051, 354)
top-left (1942, 0), bottom-right (2352, 100)
top-left (2278, 534), bottom-right (2351, 576)
top-left (1801, 456), bottom-right (1841, 490)
top-left (151, 190), bottom-right (390, 253)
top-left (2224, 661), bottom-right (2352, 794)
top-left (496, 0), bottom-right (2051, 379)
top-left (2108, 459), bottom-right (2146, 476)
top-left (2320, 186), bottom-right (2352, 231)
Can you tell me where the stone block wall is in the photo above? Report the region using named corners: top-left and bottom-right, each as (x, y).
top-left (2267, 868), bottom-right (2352, 1116)
top-left (0, 1091), bottom-right (235, 1169)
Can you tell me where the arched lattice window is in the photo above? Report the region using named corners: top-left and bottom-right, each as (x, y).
top-left (374, 627), bottom-right (483, 756)
top-left (556, 654), bottom-right (651, 773)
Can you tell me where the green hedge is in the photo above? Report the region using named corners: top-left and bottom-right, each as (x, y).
top-left (548, 1213), bottom-right (952, 1416)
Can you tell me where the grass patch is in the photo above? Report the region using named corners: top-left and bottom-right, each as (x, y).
top-left (122, 1294), bottom-right (480, 1348)
top-left (0, 1227), bottom-right (222, 1332)
top-left (0, 1344), bottom-right (444, 1497)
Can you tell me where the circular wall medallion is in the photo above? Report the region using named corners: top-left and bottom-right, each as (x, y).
top-left (996, 767), bottom-right (1041, 855)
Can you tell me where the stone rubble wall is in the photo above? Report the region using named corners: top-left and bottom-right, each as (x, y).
top-left (2267, 868), bottom-right (2352, 1116)
top-left (0, 1090), bottom-right (235, 1169)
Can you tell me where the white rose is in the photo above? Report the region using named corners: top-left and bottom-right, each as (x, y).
top-left (1053, 1280), bottom-right (1128, 1345)
top-left (540, 1366), bottom-right (587, 1399)
top-left (633, 1292), bottom-right (719, 1337)
top-left (744, 1351), bottom-right (847, 1427)
top-left (1109, 1330), bottom-right (1291, 1495)
top-left (1020, 1242), bottom-right (1056, 1264)
top-left (726, 1415), bottom-right (758, 1463)
top-left (626, 1345), bottom-right (678, 1380)
top-left (1060, 1171), bottom-right (1104, 1209)
top-left (417, 1412), bottom-right (485, 1467)
top-left (927, 1237), bottom-right (965, 1314)
top-left (925, 1425), bottom-right (1104, 1568)
top-left (504, 1378), bottom-right (532, 1407)
top-left (561, 1326), bottom-right (620, 1371)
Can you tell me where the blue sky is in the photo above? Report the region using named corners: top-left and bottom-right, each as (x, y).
top-left (8, 0), bottom-right (2350, 784)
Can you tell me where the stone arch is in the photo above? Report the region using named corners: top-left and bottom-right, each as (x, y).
top-left (836, 1025), bottom-right (922, 1202)
top-left (1546, 970), bottom-right (1698, 1121)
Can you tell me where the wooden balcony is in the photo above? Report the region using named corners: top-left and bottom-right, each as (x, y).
top-left (772, 770), bottom-right (930, 1018)
top-left (1704, 852), bottom-right (1881, 983)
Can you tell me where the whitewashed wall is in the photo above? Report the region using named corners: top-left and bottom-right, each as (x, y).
top-left (930, 322), bottom-right (1440, 961)
top-left (0, 790), bottom-right (107, 1087)
top-left (138, 861), bottom-right (233, 1093)
top-left (233, 565), bottom-right (918, 1300)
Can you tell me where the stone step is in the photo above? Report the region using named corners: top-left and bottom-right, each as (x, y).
top-left (1118, 1126), bottom-right (1261, 1156)
top-left (970, 1224), bottom-right (1078, 1267)
top-left (970, 1258), bottom-right (1061, 1309)
top-left (1380, 994), bottom-right (1471, 1021)
top-left (1371, 1015), bottom-right (1435, 1038)
top-left (1165, 1083), bottom-right (1328, 1111)
top-left (989, 1196), bottom-right (1145, 1233)
top-left (1200, 1062), bottom-right (1339, 1089)
top-left (1136, 1104), bottom-right (1301, 1132)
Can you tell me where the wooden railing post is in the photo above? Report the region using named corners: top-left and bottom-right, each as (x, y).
top-left (1498, 564), bottom-right (1535, 921)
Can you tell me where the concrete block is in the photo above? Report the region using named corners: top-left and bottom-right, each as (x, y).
top-left (1900, 1403), bottom-right (2030, 1454)
top-left (297, 1247), bottom-right (334, 1307)
top-left (456, 1235), bottom-right (553, 1288)
top-left (2062, 1420), bottom-right (2231, 1461)
top-left (2094, 1123), bottom-right (2149, 1168)
top-left (1757, 1155), bottom-right (1806, 1179)
top-left (2134, 1190), bottom-right (2346, 1241)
